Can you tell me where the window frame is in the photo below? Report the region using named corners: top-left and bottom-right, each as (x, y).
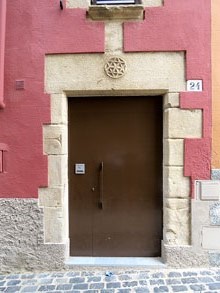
top-left (91, 0), bottom-right (142, 5)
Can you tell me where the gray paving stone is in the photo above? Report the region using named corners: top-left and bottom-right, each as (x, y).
top-left (182, 271), bottom-right (197, 277)
top-left (81, 272), bottom-right (95, 277)
top-left (21, 279), bottom-right (37, 286)
top-left (118, 275), bottom-right (132, 281)
top-left (150, 279), bottom-right (165, 286)
top-left (166, 278), bottom-right (181, 285)
top-left (5, 286), bottom-right (21, 292)
top-left (168, 272), bottom-right (182, 278)
top-left (181, 277), bottom-right (198, 284)
top-left (117, 289), bottom-right (132, 293)
top-left (100, 290), bottom-right (115, 293)
top-left (171, 285), bottom-right (188, 292)
top-left (38, 285), bottom-right (56, 291)
top-left (152, 272), bottom-right (165, 278)
top-left (69, 277), bottom-right (85, 283)
top-left (134, 288), bottom-right (150, 293)
top-left (21, 285), bottom-right (39, 292)
top-left (122, 281), bottom-right (138, 288)
top-left (0, 288), bottom-right (6, 292)
top-left (105, 276), bottom-right (118, 282)
top-left (87, 276), bottom-right (102, 282)
top-left (198, 276), bottom-right (214, 283)
top-left (39, 278), bottom-right (53, 285)
top-left (189, 284), bottom-right (206, 291)
top-left (153, 286), bottom-right (169, 292)
top-left (0, 281), bottom-right (5, 287)
top-left (106, 282), bottom-right (121, 289)
top-left (207, 282), bottom-right (220, 290)
top-left (56, 283), bottom-right (73, 290)
top-left (7, 280), bottom-right (21, 286)
top-left (21, 274), bottom-right (35, 280)
top-left (53, 277), bottom-right (69, 284)
top-left (6, 275), bottom-right (20, 280)
top-left (89, 282), bottom-right (105, 289)
top-left (73, 283), bottom-right (89, 290)
top-left (138, 273), bottom-right (150, 279)
top-left (200, 270), bottom-right (214, 275)
top-left (139, 280), bottom-right (148, 286)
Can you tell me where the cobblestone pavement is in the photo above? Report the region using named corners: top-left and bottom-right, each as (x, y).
top-left (1, 268), bottom-right (220, 293)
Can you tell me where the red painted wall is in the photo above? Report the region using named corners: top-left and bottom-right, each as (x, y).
top-left (0, 1), bottom-right (104, 197)
top-left (0, 0), bottom-right (211, 197)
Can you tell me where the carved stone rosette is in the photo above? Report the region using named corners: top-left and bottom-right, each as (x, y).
top-left (104, 57), bottom-right (127, 79)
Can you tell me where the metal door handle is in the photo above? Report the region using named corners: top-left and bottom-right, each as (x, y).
top-left (98, 161), bottom-right (104, 209)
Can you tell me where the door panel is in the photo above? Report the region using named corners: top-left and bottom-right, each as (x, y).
top-left (68, 96), bottom-right (162, 257)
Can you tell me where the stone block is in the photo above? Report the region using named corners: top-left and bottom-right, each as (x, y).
top-left (43, 125), bottom-right (67, 155)
top-left (67, 0), bottom-right (90, 8)
top-left (45, 52), bottom-right (185, 94)
top-left (163, 167), bottom-right (190, 198)
top-left (44, 207), bottom-right (66, 243)
top-left (38, 187), bottom-right (63, 207)
top-left (164, 198), bottom-right (190, 245)
top-left (105, 22), bottom-right (123, 53)
top-left (162, 243), bottom-right (209, 268)
top-left (202, 227), bottom-right (220, 249)
top-left (48, 155), bottom-right (68, 187)
top-left (210, 203), bottom-right (220, 225)
top-left (163, 139), bottom-right (184, 166)
top-left (51, 94), bottom-right (68, 124)
top-left (164, 93), bottom-right (179, 109)
top-left (163, 108), bottom-right (202, 139)
top-left (88, 5), bottom-right (144, 21)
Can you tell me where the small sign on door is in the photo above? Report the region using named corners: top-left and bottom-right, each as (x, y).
top-left (75, 163), bottom-right (85, 174)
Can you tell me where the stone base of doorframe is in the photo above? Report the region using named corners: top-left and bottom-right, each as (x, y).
top-left (162, 242), bottom-right (210, 268)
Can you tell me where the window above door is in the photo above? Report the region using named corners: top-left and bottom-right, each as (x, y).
top-left (88, 0), bottom-right (144, 20)
top-left (91, 0), bottom-right (142, 4)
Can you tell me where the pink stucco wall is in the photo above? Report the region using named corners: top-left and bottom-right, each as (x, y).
top-left (0, 1), bottom-right (104, 197)
top-left (0, 0), bottom-right (211, 198)
top-left (0, 0), bottom-right (6, 109)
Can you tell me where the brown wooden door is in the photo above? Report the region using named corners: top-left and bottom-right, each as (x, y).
top-left (68, 96), bottom-right (162, 257)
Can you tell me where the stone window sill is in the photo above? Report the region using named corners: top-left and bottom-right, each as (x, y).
top-left (87, 5), bottom-right (144, 20)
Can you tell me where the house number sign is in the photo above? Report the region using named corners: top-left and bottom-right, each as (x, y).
top-left (187, 80), bottom-right (203, 92)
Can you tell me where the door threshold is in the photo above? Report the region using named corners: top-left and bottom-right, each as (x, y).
top-left (66, 257), bottom-right (166, 268)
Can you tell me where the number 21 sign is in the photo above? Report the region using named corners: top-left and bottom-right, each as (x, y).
top-left (187, 80), bottom-right (203, 92)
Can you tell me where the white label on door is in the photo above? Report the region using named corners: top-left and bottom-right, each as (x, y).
top-left (187, 80), bottom-right (203, 92)
top-left (75, 163), bottom-right (85, 174)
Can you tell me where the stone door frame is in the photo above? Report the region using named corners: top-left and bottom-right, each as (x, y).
top-left (39, 51), bottom-right (202, 263)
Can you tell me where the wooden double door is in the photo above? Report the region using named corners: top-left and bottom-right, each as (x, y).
top-left (68, 96), bottom-right (162, 257)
